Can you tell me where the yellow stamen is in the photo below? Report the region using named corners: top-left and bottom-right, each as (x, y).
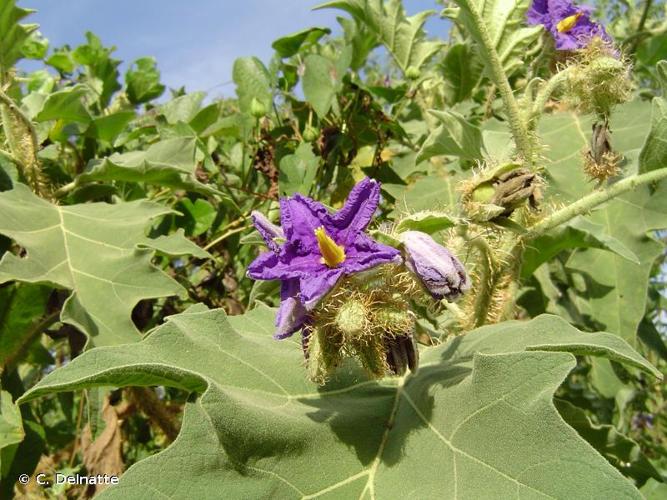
top-left (557, 12), bottom-right (583, 33)
top-left (314, 226), bottom-right (346, 268)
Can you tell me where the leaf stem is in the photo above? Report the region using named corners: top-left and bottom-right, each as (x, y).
top-left (524, 167), bottom-right (667, 240)
top-left (629, 0), bottom-right (653, 54)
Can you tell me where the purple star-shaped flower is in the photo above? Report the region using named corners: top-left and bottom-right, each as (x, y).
top-left (247, 177), bottom-right (401, 339)
top-left (527, 0), bottom-right (611, 50)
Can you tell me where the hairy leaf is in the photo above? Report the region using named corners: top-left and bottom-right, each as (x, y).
top-left (0, 0), bottom-right (38, 72)
top-left (317, 0), bottom-right (442, 73)
top-left (233, 56), bottom-right (272, 114)
top-left (418, 109), bottom-right (485, 162)
top-left (279, 142), bottom-right (318, 196)
top-left (78, 136), bottom-right (221, 196)
top-left (272, 27), bottom-right (331, 58)
top-left (538, 101), bottom-right (667, 345)
top-left (125, 57), bottom-right (165, 105)
top-left (555, 399), bottom-right (662, 483)
top-left (0, 184), bottom-right (209, 347)
top-left (19, 308), bottom-right (658, 498)
top-left (444, 0), bottom-right (542, 76)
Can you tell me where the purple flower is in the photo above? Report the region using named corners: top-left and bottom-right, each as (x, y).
top-left (401, 231), bottom-right (470, 301)
top-left (248, 178), bottom-right (401, 339)
top-left (527, 0), bottom-right (611, 50)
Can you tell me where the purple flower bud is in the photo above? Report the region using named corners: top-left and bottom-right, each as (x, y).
top-left (401, 231), bottom-right (470, 301)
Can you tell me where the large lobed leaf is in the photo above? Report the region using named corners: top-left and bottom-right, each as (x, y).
top-left (536, 100), bottom-right (667, 345)
top-left (19, 306), bottom-right (659, 498)
top-left (0, 0), bottom-right (38, 72)
top-left (0, 184), bottom-right (208, 347)
top-left (317, 0), bottom-right (442, 73)
top-left (77, 136), bottom-right (221, 196)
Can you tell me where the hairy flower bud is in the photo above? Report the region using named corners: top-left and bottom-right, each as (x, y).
top-left (565, 39), bottom-right (632, 115)
top-left (335, 299), bottom-right (369, 340)
top-left (401, 231), bottom-right (470, 301)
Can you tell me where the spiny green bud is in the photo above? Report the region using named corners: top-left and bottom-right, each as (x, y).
top-left (250, 97), bottom-right (267, 118)
top-left (405, 66), bottom-right (421, 80)
top-left (460, 163), bottom-right (542, 222)
top-left (565, 42), bottom-right (632, 115)
top-left (373, 306), bottom-right (413, 336)
top-left (303, 124), bottom-right (320, 142)
top-left (335, 299), bottom-right (369, 340)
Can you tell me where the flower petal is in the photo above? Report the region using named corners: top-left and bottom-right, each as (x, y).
top-left (251, 211), bottom-right (284, 253)
top-left (279, 194), bottom-right (331, 252)
top-left (343, 233), bottom-right (401, 272)
top-left (299, 268), bottom-right (345, 310)
top-left (328, 177), bottom-right (380, 244)
top-left (274, 279), bottom-right (308, 339)
top-left (247, 248), bottom-right (323, 281)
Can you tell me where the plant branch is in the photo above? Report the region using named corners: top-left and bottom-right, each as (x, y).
top-left (529, 67), bottom-right (574, 128)
top-left (629, 0), bottom-right (653, 54)
top-left (524, 167), bottom-right (667, 240)
top-left (456, 0), bottom-right (532, 160)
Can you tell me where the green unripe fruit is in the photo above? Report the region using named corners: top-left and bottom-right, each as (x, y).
top-left (405, 66), bottom-right (421, 80)
top-left (303, 125), bottom-right (320, 142)
top-left (250, 97), bottom-right (267, 118)
top-left (335, 299), bottom-right (369, 340)
top-left (471, 183), bottom-right (495, 203)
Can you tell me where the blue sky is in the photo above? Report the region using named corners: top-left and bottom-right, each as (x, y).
top-left (22, 0), bottom-right (447, 98)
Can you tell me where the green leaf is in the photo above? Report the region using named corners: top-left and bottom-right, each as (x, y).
top-left (398, 174), bottom-right (458, 213)
top-left (0, 0), bottom-right (38, 72)
top-left (441, 43), bottom-right (482, 104)
top-left (46, 50), bottom-right (76, 73)
top-left (79, 136), bottom-right (221, 196)
top-left (0, 391), bottom-right (23, 467)
top-left (317, 0), bottom-right (442, 73)
top-left (444, 0), bottom-right (542, 76)
top-left (521, 216), bottom-right (639, 279)
top-left (176, 198), bottom-right (217, 237)
top-left (395, 210), bottom-right (458, 234)
top-left (555, 399), bottom-right (663, 483)
top-left (21, 30), bottom-right (48, 60)
top-left (89, 110), bottom-right (135, 143)
top-left (638, 61), bottom-right (667, 174)
top-left (302, 54), bottom-right (341, 118)
top-left (272, 27), bottom-right (331, 58)
top-left (19, 310), bottom-right (657, 498)
top-left (232, 56), bottom-right (272, 115)
top-left (641, 479), bottom-right (667, 500)
top-left (125, 56), bottom-right (166, 105)
top-left (417, 110), bottom-right (485, 162)
top-left (0, 184), bottom-right (208, 347)
top-left (538, 100), bottom-right (667, 345)
top-left (278, 142), bottom-right (318, 196)
top-left (160, 92), bottom-right (205, 124)
top-left (34, 85), bottom-right (91, 124)
top-left (0, 283), bottom-right (51, 370)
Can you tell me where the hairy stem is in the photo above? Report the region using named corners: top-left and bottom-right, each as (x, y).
top-left (524, 167), bottom-right (667, 240)
top-left (0, 88), bottom-right (48, 197)
top-left (456, 0), bottom-right (532, 160)
top-left (529, 67), bottom-right (574, 129)
top-left (469, 237), bottom-right (499, 328)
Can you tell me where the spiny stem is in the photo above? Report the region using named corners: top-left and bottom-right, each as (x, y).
top-left (524, 167), bottom-right (667, 240)
top-left (528, 67), bottom-right (574, 128)
top-left (469, 237), bottom-right (499, 328)
top-left (455, 0), bottom-right (532, 161)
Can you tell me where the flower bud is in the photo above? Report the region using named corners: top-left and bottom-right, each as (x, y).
top-left (405, 66), bottom-right (421, 80)
top-left (335, 299), bottom-right (369, 340)
top-left (250, 97), bottom-right (267, 118)
top-left (400, 231), bottom-right (470, 301)
top-left (303, 125), bottom-right (320, 142)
